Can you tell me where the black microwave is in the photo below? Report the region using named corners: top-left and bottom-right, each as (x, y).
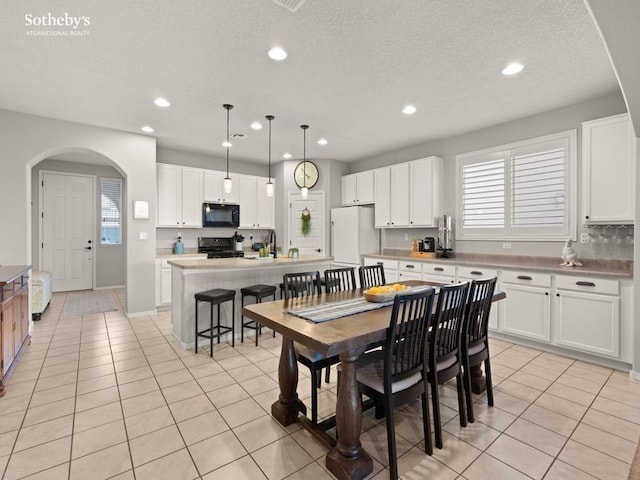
top-left (202, 203), bottom-right (240, 228)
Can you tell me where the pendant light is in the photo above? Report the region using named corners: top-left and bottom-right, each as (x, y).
top-left (265, 115), bottom-right (275, 197)
top-left (223, 104), bottom-right (233, 194)
top-left (300, 124), bottom-right (309, 198)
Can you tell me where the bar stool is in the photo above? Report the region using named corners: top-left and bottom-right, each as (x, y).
top-left (240, 284), bottom-right (277, 345)
top-left (195, 288), bottom-right (236, 356)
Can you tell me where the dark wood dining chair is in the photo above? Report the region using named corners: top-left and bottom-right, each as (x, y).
top-left (353, 288), bottom-right (436, 480)
top-left (283, 271), bottom-right (340, 424)
top-left (359, 264), bottom-right (386, 289)
top-left (324, 267), bottom-right (357, 293)
top-left (461, 277), bottom-right (497, 423)
top-left (427, 281), bottom-right (470, 449)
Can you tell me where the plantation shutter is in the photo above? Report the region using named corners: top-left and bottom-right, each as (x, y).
top-left (461, 157), bottom-right (505, 230)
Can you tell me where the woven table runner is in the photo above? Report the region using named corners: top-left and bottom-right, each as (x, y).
top-left (287, 297), bottom-right (393, 323)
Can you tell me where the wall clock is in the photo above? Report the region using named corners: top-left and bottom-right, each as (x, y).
top-left (294, 161), bottom-right (319, 189)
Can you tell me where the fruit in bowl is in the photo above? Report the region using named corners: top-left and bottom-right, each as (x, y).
top-left (363, 283), bottom-right (409, 302)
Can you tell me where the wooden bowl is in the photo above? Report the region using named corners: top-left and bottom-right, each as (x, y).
top-left (363, 289), bottom-right (397, 303)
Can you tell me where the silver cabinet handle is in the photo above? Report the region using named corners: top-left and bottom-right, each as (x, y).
top-left (434, 267), bottom-right (444, 272)
top-left (470, 271), bottom-right (483, 276)
top-left (517, 275), bottom-right (533, 281)
top-left (576, 281), bottom-right (596, 287)
top-left (405, 264), bottom-right (415, 269)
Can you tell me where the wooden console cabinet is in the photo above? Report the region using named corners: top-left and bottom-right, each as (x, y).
top-left (0, 265), bottom-right (31, 397)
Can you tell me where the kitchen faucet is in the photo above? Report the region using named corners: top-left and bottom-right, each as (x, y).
top-left (269, 230), bottom-right (277, 259)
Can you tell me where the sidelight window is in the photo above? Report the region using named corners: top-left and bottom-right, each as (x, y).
top-left (101, 178), bottom-right (122, 245)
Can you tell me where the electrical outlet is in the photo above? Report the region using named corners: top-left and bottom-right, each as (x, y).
top-left (502, 242), bottom-right (512, 249)
top-left (580, 233), bottom-right (590, 244)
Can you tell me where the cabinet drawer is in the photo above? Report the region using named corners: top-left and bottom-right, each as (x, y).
top-left (554, 275), bottom-right (619, 295)
top-left (422, 263), bottom-right (455, 277)
top-left (457, 266), bottom-right (498, 279)
top-left (399, 261), bottom-right (422, 273)
top-left (500, 270), bottom-right (551, 288)
top-left (364, 258), bottom-right (398, 271)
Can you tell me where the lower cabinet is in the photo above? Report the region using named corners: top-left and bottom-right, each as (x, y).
top-left (499, 271), bottom-right (552, 342)
top-left (398, 261), bottom-right (422, 282)
top-left (553, 275), bottom-right (620, 358)
top-left (156, 257), bottom-right (205, 307)
top-left (421, 263), bottom-right (456, 284)
top-left (457, 266), bottom-right (499, 330)
top-left (363, 258), bottom-right (398, 283)
top-left (0, 266), bottom-right (30, 390)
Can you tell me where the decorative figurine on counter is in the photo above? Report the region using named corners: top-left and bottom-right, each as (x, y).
top-left (173, 233), bottom-right (184, 254)
top-left (560, 239), bottom-right (582, 267)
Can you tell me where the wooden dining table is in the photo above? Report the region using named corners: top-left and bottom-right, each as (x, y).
top-left (242, 280), bottom-right (505, 480)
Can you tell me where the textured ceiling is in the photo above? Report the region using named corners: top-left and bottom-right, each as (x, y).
top-left (0, 0), bottom-right (619, 164)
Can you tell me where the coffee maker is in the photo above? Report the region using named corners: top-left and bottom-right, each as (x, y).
top-left (437, 215), bottom-right (455, 258)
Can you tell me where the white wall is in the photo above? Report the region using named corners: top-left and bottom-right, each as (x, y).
top-left (0, 109), bottom-right (156, 315)
top-left (349, 91), bottom-right (629, 259)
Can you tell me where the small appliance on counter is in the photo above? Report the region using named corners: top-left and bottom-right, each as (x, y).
top-left (437, 214), bottom-right (455, 258)
top-left (233, 232), bottom-right (245, 252)
top-left (173, 234), bottom-right (184, 254)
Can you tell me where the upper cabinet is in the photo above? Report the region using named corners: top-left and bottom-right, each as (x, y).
top-left (374, 156), bottom-right (443, 228)
top-left (341, 170), bottom-right (374, 205)
top-left (157, 164), bottom-right (203, 228)
top-left (238, 175), bottom-right (275, 229)
top-left (203, 170), bottom-right (239, 204)
top-left (582, 113), bottom-right (636, 224)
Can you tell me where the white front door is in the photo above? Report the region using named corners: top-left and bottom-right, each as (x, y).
top-left (41, 172), bottom-right (94, 292)
top-left (288, 192), bottom-right (325, 256)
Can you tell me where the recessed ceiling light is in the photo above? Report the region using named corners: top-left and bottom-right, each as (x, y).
top-left (154, 97), bottom-right (170, 108)
top-left (268, 47), bottom-right (287, 61)
top-left (222, 141), bottom-right (232, 148)
top-left (402, 105), bottom-right (417, 115)
top-left (283, 152), bottom-right (292, 159)
top-left (502, 62), bottom-right (524, 75)
top-left (141, 125), bottom-right (154, 133)
top-left (250, 122), bottom-right (263, 130)
top-left (317, 138), bottom-right (328, 146)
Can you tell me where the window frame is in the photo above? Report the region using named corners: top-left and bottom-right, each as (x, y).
top-left (100, 177), bottom-right (122, 245)
top-left (455, 130), bottom-right (577, 242)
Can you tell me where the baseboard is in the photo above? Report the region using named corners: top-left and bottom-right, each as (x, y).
top-left (125, 309), bottom-right (156, 318)
top-left (94, 285), bottom-right (125, 291)
top-left (629, 370), bottom-right (640, 381)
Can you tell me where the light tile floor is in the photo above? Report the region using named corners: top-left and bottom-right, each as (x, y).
top-left (1, 289), bottom-right (638, 479)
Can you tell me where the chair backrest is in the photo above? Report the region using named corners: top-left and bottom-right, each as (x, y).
top-left (384, 288), bottom-right (436, 383)
top-left (359, 264), bottom-right (386, 289)
top-left (324, 267), bottom-right (357, 293)
top-left (463, 277), bottom-right (497, 351)
top-left (282, 271), bottom-right (322, 299)
top-left (429, 282), bottom-right (470, 367)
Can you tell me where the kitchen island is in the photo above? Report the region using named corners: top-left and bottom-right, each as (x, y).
top-left (167, 256), bottom-right (333, 349)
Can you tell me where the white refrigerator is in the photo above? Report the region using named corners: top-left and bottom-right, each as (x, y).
top-left (330, 206), bottom-right (380, 277)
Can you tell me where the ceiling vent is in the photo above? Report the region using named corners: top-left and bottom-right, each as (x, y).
top-left (272, 0), bottom-right (306, 13)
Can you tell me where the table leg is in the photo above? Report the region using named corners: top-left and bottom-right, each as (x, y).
top-left (326, 351), bottom-right (372, 480)
top-left (470, 363), bottom-right (487, 394)
top-left (271, 337), bottom-right (306, 426)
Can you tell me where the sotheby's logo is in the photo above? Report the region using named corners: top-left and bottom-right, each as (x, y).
top-left (25, 12), bottom-right (91, 36)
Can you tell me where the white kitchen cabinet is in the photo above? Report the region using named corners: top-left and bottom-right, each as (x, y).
top-left (374, 168), bottom-right (391, 227)
top-left (374, 157), bottom-right (443, 228)
top-left (363, 257), bottom-right (398, 283)
top-left (238, 175), bottom-right (275, 229)
top-left (421, 263), bottom-right (457, 284)
top-left (398, 260), bottom-right (422, 282)
top-left (157, 164), bottom-right (203, 228)
top-left (156, 256), bottom-right (206, 307)
top-left (341, 171), bottom-right (374, 206)
top-left (203, 169), bottom-right (239, 204)
top-left (553, 275), bottom-right (620, 358)
top-left (499, 271), bottom-right (551, 342)
top-left (582, 113), bottom-right (636, 224)
top-left (409, 157), bottom-right (443, 227)
top-left (457, 266), bottom-right (499, 330)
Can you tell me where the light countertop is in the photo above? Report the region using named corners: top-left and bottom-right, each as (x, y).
top-left (167, 255), bottom-right (333, 270)
top-left (365, 251), bottom-right (633, 279)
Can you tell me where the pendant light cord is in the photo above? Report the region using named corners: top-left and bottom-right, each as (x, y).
top-left (301, 124), bottom-right (309, 188)
top-left (223, 104), bottom-right (233, 178)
